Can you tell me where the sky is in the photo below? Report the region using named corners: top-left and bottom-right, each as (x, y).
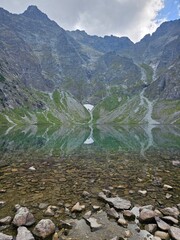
top-left (0, 0), bottom-right (179, 42)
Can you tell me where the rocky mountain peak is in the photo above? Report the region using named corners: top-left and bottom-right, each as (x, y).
top-left (22, 5), bottom-right (49, 21)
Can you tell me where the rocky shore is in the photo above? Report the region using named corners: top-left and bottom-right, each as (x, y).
top-left (0, 188), bottom-right (180, 240)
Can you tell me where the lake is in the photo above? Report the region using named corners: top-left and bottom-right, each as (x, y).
top-left (0, 124), bottom-right (180, 226)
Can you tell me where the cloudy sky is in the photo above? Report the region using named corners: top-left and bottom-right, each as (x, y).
top-left (0, 0), bottom-right (179, 42)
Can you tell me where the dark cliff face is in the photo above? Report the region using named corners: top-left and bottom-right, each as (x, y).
top-left (0, 6), bottom-right (179, 124)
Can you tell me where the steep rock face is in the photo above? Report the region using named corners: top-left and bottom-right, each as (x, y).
top-left (0, 6), bottom-right (179, 124)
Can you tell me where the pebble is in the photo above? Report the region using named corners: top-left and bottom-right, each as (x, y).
top-left (71, 202), bottom-right (85, 212)
top-left (165, 193), bottom-right (172, 199)
top-left (33, 219), bottom-right (55, 238)
top-left (138, 190), bottom-right (147, 196)
top-left (39, 203), bottom-right (49, 210)
top-left (139, 209), bottom-right (155, 223)
top-left (106, 204), bottom-right (119, 219)
top-left (163, 184), bottom-right (173, 190)
top-left (123, 210), bottom-right (135, 221)
top-left (29, 166), bottom-right (36, 171)
top-left (168, 226), bottom-right (180, 240)
top-left (117, 218), bottom-right (128, 228)
top-left (124, 229), bottom-right (131, 237)
top-left (86, 217), bottom-right (102, 231)
top-left (92, 205), bottom-right (100, 211)
top-left (145, 224), bottom-right (157, 234)
top-left (154, 231), bottom-right (170, 240)
top-left (0, 201), bottom-right (6, 207)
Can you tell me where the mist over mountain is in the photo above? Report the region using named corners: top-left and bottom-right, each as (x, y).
top-left (0, 6), bottom-right (179, 125)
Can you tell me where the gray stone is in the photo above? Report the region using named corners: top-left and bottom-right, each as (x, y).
top-left (160, 207), bottom-right (179, 219)
top-left (71, 202), bottom-right (85, 212)
top-left (13, 207), bottom-right (35, 227)
top-left (162, 216), bottom-right (179, 225)
top-left (86, 217), bottom-right (102, 231)
top-left (33, 219), bottom-right (55, 239)
top-left (106, 204), bottom-right (119, 219)
top-left (154, 231), bottom-right (170, 240)
top-left (139, 209), bottom-right (155, 223)
top-left (98, 192), bottom-right (131, 210)
top-left (169, 226), bottom-right (180, 240)
top-left (0, 216), bottom-right (12, 225)
top-left (155, 217), bottom-right (170, 231)
top-left (145, 224), bottom-right (157, 234)
top-left (16, 226), bottom-right (35, 240)
top-left (39, 203), bottom-right (48, 209)
top-left (0, 233), bottom-right (13, 240)
top-left (123, 210), bottom-right (135, 221)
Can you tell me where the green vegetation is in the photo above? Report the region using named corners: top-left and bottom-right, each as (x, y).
top-left (141, 63), bottom-right (153, 83)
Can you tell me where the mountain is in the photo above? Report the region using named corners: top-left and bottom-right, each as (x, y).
top-left (0, 6), bottom-right (179, 125)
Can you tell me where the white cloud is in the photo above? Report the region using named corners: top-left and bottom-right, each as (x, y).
top-left (0, 0), bottom-right (165, 42)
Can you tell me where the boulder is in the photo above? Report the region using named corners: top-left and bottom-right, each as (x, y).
top-left (169, 226), bottom-right (180, 240)
top-left (139, 209), bottom-right (155, 223)
top-left (16, 226), bottom-right (35, 240)
top-left (13, 207), bottom-right (35, 227)
top-left (0, 233), bottom-right (13, 240)
top-left (98, 192), bottom-right (131, 210)
top-left (33, 219), bottom-right (55, 239)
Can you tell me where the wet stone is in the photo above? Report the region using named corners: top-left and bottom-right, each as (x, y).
top-left (86, 217), bottom-right (102, 231)
top-left (98, 192), bottom-right (131, 210)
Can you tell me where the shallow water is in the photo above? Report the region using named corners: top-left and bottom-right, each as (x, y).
top-left (0, 124), bottom-right (179, 228)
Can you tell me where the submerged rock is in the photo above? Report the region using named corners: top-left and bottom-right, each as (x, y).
top-left (33, 219), bottom-right (55, 239)
top-left (98, 192), bottom-right (131, 210)
top-left (13, 207), bottom-right (35, 227)
top-left (16, 226), bottom-right (35, 240)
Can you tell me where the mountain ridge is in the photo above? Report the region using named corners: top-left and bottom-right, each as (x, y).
top-left (0, 6), bottom-right (179, 125)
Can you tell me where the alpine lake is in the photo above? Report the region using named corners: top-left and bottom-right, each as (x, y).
top-left (0, 124), bottom-right (180, 237)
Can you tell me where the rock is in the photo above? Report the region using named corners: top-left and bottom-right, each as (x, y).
top-left (160, 207), bottom-right (179, 219)
top-left (169, 226), bottom-right (180, 240)
top-left (162, 216), bottom-right (179, 225)
top-left (29, 166), bottom-right (36, 171)
top-left (106, 204), bottom-right (119, 219)
top-left (44, 206), bottom-right (55, 216)
top-left (14, 204), bottom-right (21, 211)
top-left (163, 184), bottom-right (173, 190)
top-left (52, 232), bottom-right (59, 240)
top-left (124, 229), bottom-right (131, 237)
top-left (0, 225), bottom-right (10, 231)
top-left (117, 218), bottom-right (128, 228)
top-left (83, 211), bottom-right (92, 220)
top-left (16, 226), bottom-right (35, 240)
top-left (176, 203), bottom-right (180, 210)
top-left (165, 193), bottom-right (172, 199)
top-left (139, 209), bottom-right (155, 223)
top-left (98, 192), bottom-right (131, 210)
top-left (33, 219), bottom-right (55, 238)
top-left (13, 207), bottom-right (35, 226)
top-left (154, 231), bottom-right (170, 240)
top-left (154, 209), bottom-right (163, 217)
top-left (86, 217), bottom-right (102, 231)
top-left (155, 217), bottom-right (170, 231)
top-left (102, 189), bottom-right (111, 197)
top-left (123, 210), bottom-right (135, 221)
top-left (140, 205), bottom-right (154, 211)
top-left (59, 220), bottom-right (74, 229)
top-left (71, 202), bottom-right (85, 212)
top-left (93, 205), bottom-right (100, 211)
top-left (172, 160), bottom-right (180, 166)
top-left (153, 237), bottom-right (161, 240)
top-left (0, 233), bottom-right (13, 240)
top-left (82, 191), bottom-right (91, 198)
top-left (145, 224), bottom-right (157, 234)
top-left (39, 203), bottom-right (48, 210)
top-left (0, 201), bottom-right (5, 207)
top-left (138, 190), bottom-right (147, 196)
top-left (0, 189), bottom-right (6, 193)
top-left (0, 216), bottom-right (12, 225)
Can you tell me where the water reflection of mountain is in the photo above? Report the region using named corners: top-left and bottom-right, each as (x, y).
top-left (0, 124), bottom-right (179, 157)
